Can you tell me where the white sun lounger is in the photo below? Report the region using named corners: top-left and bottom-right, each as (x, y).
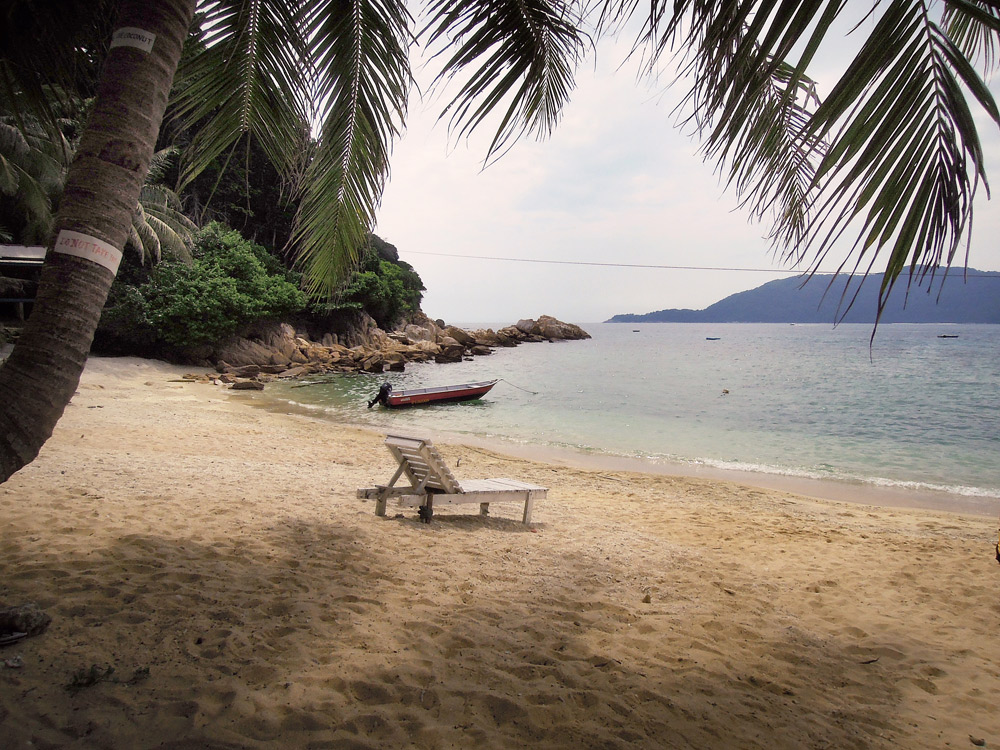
top-left (357, 434), bottom-right (547, 523)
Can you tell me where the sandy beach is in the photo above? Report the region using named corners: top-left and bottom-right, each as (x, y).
top-left (1, 355), bottom-right (998, 749)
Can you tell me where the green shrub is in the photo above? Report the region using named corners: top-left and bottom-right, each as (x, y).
top-left (96, 223), bottom-right (305, 353)
top-left (326, 239), bottom-right (424, 329)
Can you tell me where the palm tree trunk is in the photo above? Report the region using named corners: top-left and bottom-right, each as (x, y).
top-left (0, 0), bottom-right (196, 483)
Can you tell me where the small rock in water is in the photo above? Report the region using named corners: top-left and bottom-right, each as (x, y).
top-left (231, 380), bottom-right (265, 391)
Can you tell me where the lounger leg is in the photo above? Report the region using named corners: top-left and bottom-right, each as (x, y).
top-left (418, 497), bottom-right (434, 523)
top-left (522, 496), bottom-right (535, 525)
top-left (375, 494), bottom-right (387, 517)
top-left (479, 502), bottom-right (490, 517)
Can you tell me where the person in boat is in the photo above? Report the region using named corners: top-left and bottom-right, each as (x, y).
top-left (368, 382), bottom-right (392, 408)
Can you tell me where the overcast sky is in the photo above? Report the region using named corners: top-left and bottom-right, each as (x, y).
top-left (374, 18), bottom-right (1000, 327)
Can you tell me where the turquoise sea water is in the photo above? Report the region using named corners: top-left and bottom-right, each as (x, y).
top-left (262, 323), bottom-right (1000, 511)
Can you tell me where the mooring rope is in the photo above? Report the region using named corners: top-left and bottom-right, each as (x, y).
top-left (498, 378), bottom-right (539, 395)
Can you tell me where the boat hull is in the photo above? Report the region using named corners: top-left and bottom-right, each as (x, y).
top-left (384, 380), bottom-right (498, 408)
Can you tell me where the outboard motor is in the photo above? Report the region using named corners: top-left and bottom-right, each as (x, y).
top-left (368, 382), bottom-right (392, 408)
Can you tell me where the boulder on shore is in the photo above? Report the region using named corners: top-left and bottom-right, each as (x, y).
top-left (205, 314), bottom-right (588, 388)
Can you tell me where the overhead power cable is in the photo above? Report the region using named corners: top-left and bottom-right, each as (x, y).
top-left (404, 250), bottom-right (802, 272)
top-left (402, 251), bottom-right (1000, 277)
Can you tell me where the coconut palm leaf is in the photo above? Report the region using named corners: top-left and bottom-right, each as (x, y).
top-left (421, 0), bottom-right (589, 162)
top-left (290, 0), bottom-right (412, 296)
top-left (3, 115), bottom-right (197, 262)
top-left (145, 213), bottom-right (195, 262)
top-left (127, 203), bottom-right (162, 265)
top-left (126, 209), bottom-right (157, 267)
top-left (147, 146), bottom-right (181, 185)
top-left (109, 145), bottom-right (197, 264)
top-left (632, 1), bottom-right (839, 260)
top-left (139, 184), bottom-right (198, 262)
top-left (796, 0), bottom-right (1000, 321)
top-left (0, 147), bottom-right (22, 195)
top-left (8, 174), bottom-right (52, 239)
top-left (0, 117), bottom-right (68, 243)
top-left (172, 0), bottom-right (312, 190)
top-left (0, 120), bottom-right (31, 187)
top-left (623, 0), bottom-right (999, 321)
top-left (942, 0), bottom-right (1000, 69)
top-left (724, 63), bottom-right (825, 255)
top-left (3, 0), bottom-right (998, 313)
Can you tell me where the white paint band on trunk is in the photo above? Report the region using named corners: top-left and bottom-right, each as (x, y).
top-left (110, 27), bottom-right (156, 54)
top-left (53, 230), bottom-right (123, 274)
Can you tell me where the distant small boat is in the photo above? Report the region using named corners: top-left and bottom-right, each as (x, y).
top-left (705, 337), bottom-right (721, 341)
top-left (369, 380), bottom-right (498, 409)
top-left (937, 334), bottom-right (959, 338)
top-left (633, 329), bottom-right (640, 332)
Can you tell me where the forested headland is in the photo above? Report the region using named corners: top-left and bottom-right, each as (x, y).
top-left (608, 270), bottom-right (1000, 324)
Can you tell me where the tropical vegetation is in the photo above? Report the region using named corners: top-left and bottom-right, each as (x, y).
top-left (92, 227), bottom-right (422, 355)
top-left (1, 0), bottom-right (999, 483)
top-left (328, 235), bottom-right (425, 330)
top-left (95, 223), bottom-right (306, 353)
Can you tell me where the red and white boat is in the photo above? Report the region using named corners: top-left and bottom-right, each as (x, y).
top-left (368, 380), bottom-right (498, 409)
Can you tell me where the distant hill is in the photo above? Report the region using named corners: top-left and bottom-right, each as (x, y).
top-left (607, 269), bottom-right (1000, 324)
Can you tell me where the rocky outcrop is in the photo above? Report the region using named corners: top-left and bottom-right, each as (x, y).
top-left (212, 322), bottom-right (300, 367)
top-left (533, 315), bottom-right (590, 341)
top-left (193, 314), bottom-right (589, 388)
top-left (513, 315), bottom-right (590, 341)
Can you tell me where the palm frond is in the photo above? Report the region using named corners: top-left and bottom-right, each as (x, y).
top-left (0, 119), bottom-right (67, 191)
top-left (0, 120), bottom-right (31, 168)
top-left (11, 169), bottom-right (53, 231)
top-left (942, 0), bottom-right (1000, 70)
top-left (799, 0), bottom-right (1000, 320)
top-left (140, 183), bottom-right (193, 219)
top-left (0, 119), bottom-right (58, 242)
top-left (641, 1), bottom-right (838, 263)
top-left (728, 64), bottom-right (826, 255)
top-left (144, 213), bottom-right (195, 263)
top-left (659, 1), bottom-right (838, 256)
top-left (139, 184), bottom-right (197, 262)
top-left (127, 203), bottom-right (161, 265)
top-left (291, 0), bottom-right (412, 296)
top-left (21, 129), bottom-right (71, 194)
top-left (0, 151), bottom-right (20, 194)
top-left (147, 146), bottom-right (181, 185)
top-left (421, 0), bottom-right (589, 162)
top-left (125, 222), bottom-right (148, 264)
top-left (172, 0), bottom-right (312, 189)
top-left (628, 0), bottom-right (999, 321)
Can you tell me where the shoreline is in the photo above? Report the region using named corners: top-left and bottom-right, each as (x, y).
top-left (432, 435), bottom-right (1000, 518)
top-left (235, 386), bottom-right (1000, 520)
